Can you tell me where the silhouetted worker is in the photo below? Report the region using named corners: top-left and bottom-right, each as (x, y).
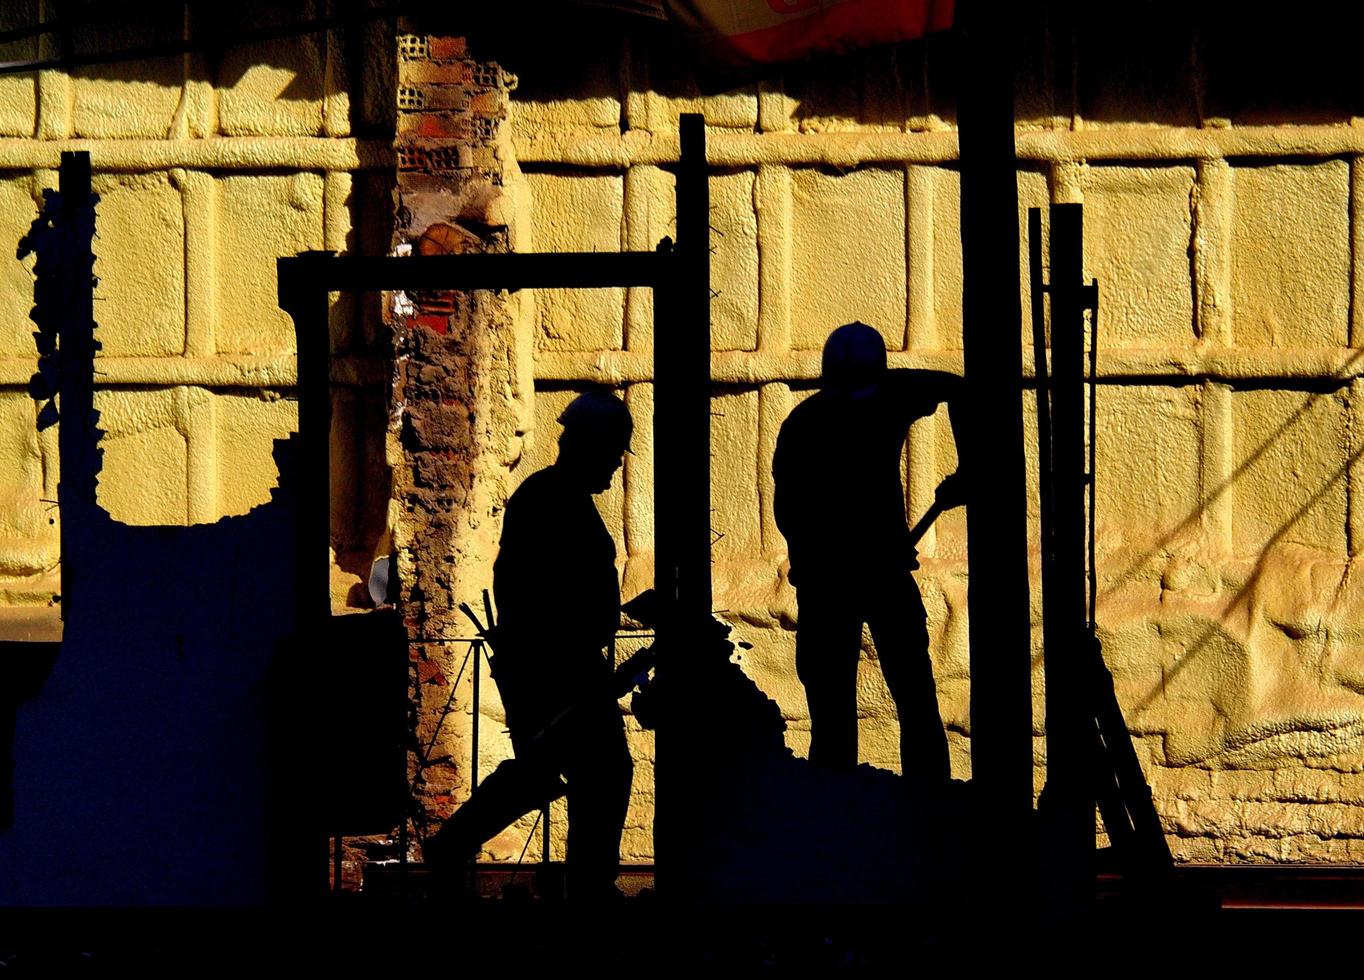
top-left (773, 321), bottom-right (965, 782)
top-left (425, 389), bottom-right (634, 900)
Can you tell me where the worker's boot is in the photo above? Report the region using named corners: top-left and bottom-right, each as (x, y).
top-left (422, 758), bottom-right (566, 901)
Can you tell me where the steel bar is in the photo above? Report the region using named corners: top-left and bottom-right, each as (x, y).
top-left (55, 152), bottom-right (96, 622)
top-left (471, 639), bottom-right (481, 795)
top-left (278, 252), bottom-right (663, 294)
top-left (955, 3), bottom-right (1035, 907)
top-left (1028, 208), bottom-right (1056, 689)
top-left (650, 113), bottom-right (711, 898)
top-left (1040, 202), bottom-right (1096, 913)
top-left (1088, 283), bottom-right (1099, 630)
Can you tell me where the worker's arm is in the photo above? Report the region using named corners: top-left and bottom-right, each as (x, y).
top-left (883, 369), bottom-right (970, 508)
top-left (883, 368), bottom-right (962, 409)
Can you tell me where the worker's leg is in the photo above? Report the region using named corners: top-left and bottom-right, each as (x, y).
top-left (870, 577), bottom-right (950, 784)
top-left (422, 756), bottom-right (565, 866)
top-left (422, 712), bottom-right (566, 878)
top-left (795, 583), bottom-right (864, 769)
top-left (557, 700), bottom-right (633, 899)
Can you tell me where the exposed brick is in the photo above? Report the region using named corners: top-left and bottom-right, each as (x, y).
top-left (416, 114), bottom-right (473, 141)
top-left (395, 172), bottom-right (457, 196)
top-left (429, 36), bottom-right (468, 61)
top-left (469, 90), bottom-right (506, 118)
top-left (396, 112), bottom-right (463, 140)
top-left (397, 144), bottom-right (473, 172)
top-left (396, 34), bottom-right (430, 61)
top-left (416, 658), bottom-right (447, 686)
top-left (421, 85), bottom-right (472, 112)
top-left (398, 61), bottom-right (473, 87)
top-left (389, 33), bottom-right (520, 846)
top-left (468, 64), bottom-right (501, 89)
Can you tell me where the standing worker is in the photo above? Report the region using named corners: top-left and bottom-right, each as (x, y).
top-left (772, 322), bottom-right (966, 782)
top-left (425, 389), bottom-right (634, 900)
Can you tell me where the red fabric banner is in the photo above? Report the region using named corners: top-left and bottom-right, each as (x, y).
top-left (666, 0), bottom-right (955, 77)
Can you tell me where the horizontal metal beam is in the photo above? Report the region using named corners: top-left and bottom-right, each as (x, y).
top-left (1, 346), bottom-right (1359, 390)
top-left (513, 125), bottom-right (1364, 169)
top-left (278, 251), bottom-right (667, 294)
top-left (530, 346), bottom-right (1364, 386)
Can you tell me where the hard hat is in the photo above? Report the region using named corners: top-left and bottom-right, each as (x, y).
top-left (557, 389), bottom-right (633, 453)
top-left (821, 321), bottom-right (887, 390)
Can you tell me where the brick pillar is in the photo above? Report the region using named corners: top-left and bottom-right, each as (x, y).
top-left (387, 30), bottom-right (532, 836)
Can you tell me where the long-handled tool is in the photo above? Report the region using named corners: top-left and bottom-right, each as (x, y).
top-left (425, 593), bottom-right (661, 881)
top-left (902, 470), bottom-right (968, 563)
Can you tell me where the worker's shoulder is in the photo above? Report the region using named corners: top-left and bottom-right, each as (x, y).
top-left (883, 368), bottom-right (961, 399)
top-left (781, 389), bottom-right (837, 427)
top-left (510, 464), bottom-right (561, 495)
top-left (504, 465), bottom-right (570, 516)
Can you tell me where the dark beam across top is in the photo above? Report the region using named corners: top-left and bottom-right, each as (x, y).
top-left (278, 251), bottom-right (664, 294)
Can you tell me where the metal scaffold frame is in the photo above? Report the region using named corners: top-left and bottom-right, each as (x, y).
top-left (276, 114), bottom-right (713, 897)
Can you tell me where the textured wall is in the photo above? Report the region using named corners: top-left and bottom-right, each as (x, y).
top-left (5, 7), bottom-right (1364, 871)
top-left (0, 3), bottom-right (395, 612)
top-left (482, 20), bottom-right (1364, 864)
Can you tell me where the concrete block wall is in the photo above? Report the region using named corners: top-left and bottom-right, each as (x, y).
top-left (0, 3), bottom-right (395, 612)
top-left (485, 20), bottom-right (1364, 864)
top-left (3, 7), bottom-right (1363, 871)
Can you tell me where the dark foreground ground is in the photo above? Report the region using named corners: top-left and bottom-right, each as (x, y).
top-left (2, 866), bottom-right (1363, 974)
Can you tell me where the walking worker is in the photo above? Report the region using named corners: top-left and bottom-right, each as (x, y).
top-left (425, 389), bottom-right (634, 900)
top-left (772, 321), bottom-right (966, 782)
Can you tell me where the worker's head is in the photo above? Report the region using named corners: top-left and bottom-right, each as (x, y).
top-left (821, 321), bottom-right (887, 393)
top-left (556, 389), bottom-right (633, 493)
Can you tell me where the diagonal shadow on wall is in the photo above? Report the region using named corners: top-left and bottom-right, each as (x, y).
top-left (1086, 355), bottom-right (1364, 767)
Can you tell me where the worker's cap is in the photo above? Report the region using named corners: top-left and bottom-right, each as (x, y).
top-left (557, 389), bottom-right (634, 453)
top-left (822, 321), bottom-right (887, 390)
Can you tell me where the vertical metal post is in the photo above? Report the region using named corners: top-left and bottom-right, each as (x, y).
top-left (1029, 208), bottom-right (1059, 638)
top-left (277, 253), bottom-right (335, 631)
top-left (1040, 202), bottom-right (1095, 912)
top-left (1030, 215), bottom-right (1172, 888)
top-left (675, 114), bottom-right (712, 624)
top-left (653, 113), bottom-right (711, 896)
top-left (470, 639), bottom-right (480, 794)
top-left (276, 252), bottom-right (334, 900)
top-left (654, 113), bottom-right (712, 622)
top-left (653, 238), bottom-right (679, 617)
top-left (55, 152), bottom-right (96, 622)
top-left (955, 3), bottom-right (1036, 906)
top-left (1029, 209), bottom-right (1057, 670)
top-left (1088, 287), bottom-right (1099, 629)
